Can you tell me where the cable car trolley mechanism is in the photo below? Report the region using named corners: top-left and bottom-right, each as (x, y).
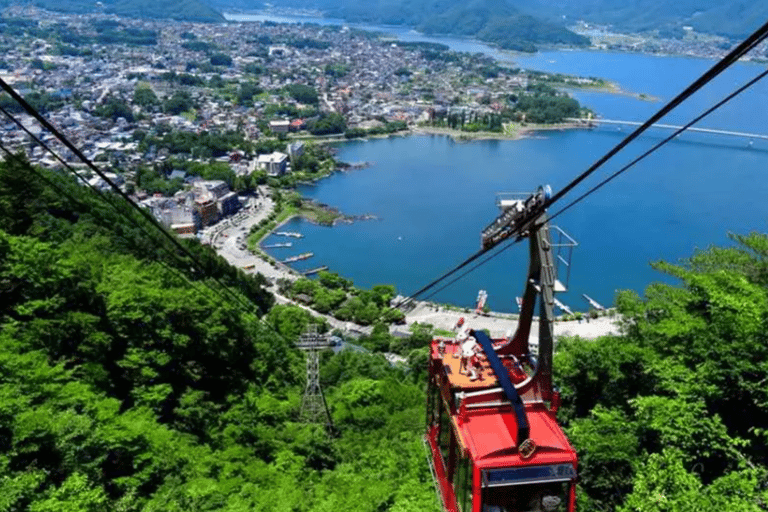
top-left (426, 185), bottom-right (579, 512)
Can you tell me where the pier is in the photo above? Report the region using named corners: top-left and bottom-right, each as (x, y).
top-left (282, 252), bottom-right (314, 264)
top-left (263, 242), bottom-right (293, 248)
top-left (568, 117), bottom-right (768, 141)
top-left (554, 298), bottom-right (573, 316)
top-left (303, 266), bottom-right (329, 276)
top-left (274, 231), bottom-right (304, 238)
top-left (582, 294), bottom-right (605, 311)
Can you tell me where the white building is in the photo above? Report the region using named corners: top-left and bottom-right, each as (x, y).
top-left (257, 151), bottom-right (289, 177)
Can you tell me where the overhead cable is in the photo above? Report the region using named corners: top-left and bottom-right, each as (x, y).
top-left (0, 77), bottom-right (260, 315)
top-left (0, 133), bottom-right (250, 314)
top-left (542, 19), bottom-right (768, 212)
top-left (549, 66), bottom-right (768, 223)
top-left (396, 19), bottom-right (768, 305)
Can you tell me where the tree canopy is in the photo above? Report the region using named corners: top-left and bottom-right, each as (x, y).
top-left (2, 154), bottom-right (768, 510)
top-left (555, 232), bottom-right (768, 510)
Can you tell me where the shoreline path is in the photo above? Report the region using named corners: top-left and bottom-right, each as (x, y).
top-left (207, 187), bottom-right (620, 341)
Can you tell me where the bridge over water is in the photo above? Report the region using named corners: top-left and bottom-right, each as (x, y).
top-left (566, 118), bottom-right (768, 141)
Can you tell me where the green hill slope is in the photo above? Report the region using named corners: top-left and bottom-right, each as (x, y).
top-left (510, 0), bottom-right (768, 38)
top-left (2, 154), bottom-right (768, 510)
top-left (0, 0), bottom-right (225, 22)
top-left (215, 0), bottom-right (589, 51)
top-left (0, 156), bottom-right (435, 511)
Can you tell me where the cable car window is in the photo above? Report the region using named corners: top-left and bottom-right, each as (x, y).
top-left (429, 378), bottom-right (440, 426)
top-left (438, 400), bottom-right (451, 464)
top-left (453, 456), bottom-right (472, 512)
top-left (481, 482), bottom-right (567, 512)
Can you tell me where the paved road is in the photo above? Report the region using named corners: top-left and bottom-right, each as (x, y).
top-left (206, 189), bottom-right (615, 341)
top-left (403, 301), bottom-right (620, 341)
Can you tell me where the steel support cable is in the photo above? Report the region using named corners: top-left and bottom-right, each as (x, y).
top-left (422, 237), bottom-right (523, 302)
top-left (0, 104), bottom-right (258, 313)
top-left (0, 135), bottom-right (248, 316)
top-left (0, 109), bottom-right (316, 350)
top-left (0, 139), bottom-right (301, 350)
top-left (541, 18), bottom-right (768, 214)
top-left (0, 78), bottom-right (260, 315)
top-left (397, 22), bottom-right (768, 306)
top-left (394, 246), bottom-right (491, 308)
top-left (548, 66), bottom-right (768, 224)
top-left (415, 63), bottom-right (768, 303)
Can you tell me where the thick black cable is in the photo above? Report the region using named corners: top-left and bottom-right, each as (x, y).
top-left (0, 138), bottom-right (253, 315)
top-left (549, 66), bottom-right (768, 223)
top-left (423, 238), bottom-right (522, 302)
top-left (397, 22), bottom-right (768, 306)
top-left (0, 138), bottom-right (305, 352)
top-left (0, 108), bottom-right (311, 348)
top-left (394, 246), bottom-right (490, 308)
top-left (542, 19), bottom-right (768, 213)
top-left (0, 104), bottom-right (256, 312)
top-left (0, 77), bottom-right (259, 315)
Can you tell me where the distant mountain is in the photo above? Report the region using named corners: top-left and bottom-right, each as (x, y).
top-left (509, 0), bottom-right (768, 39)
top-left (0, 0), bottom-right (225, 22)
top-left (214, 0), bottom-right (589, 51)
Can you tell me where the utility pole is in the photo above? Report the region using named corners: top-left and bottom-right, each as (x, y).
top-left (296, 325), bottom-right (334, 431)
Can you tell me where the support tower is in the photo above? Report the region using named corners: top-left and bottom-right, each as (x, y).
top-left (296, 326), bottom-right (334, 430)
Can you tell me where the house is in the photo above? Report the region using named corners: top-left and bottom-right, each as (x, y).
top-left (269, 119), bottom-right (290, 134)
top-left (194, 198), bottom-right (219, 227)
top-left (171, 223), bottom-right (197, 237)
top-left (169, 169), bottom-right (187, 181)
top-left (287, 141), bottom-right (304, 160)
top-left (218, 191), bottom-right (240, 216)
top-left (194, 180), bottom-right (230, 199)
top-left (257, 151), bottom-right (289, 177)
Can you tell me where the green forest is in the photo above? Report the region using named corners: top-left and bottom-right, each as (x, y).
top-left (2, 153), bottom-right (768, 511)
top-left (0, 0), bottom-right (224, 23)
top-left (247, 0), bottom-right (588, 52)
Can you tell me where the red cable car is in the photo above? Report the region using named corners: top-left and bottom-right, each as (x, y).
top-left (425, 186), bottom-right (579, 512)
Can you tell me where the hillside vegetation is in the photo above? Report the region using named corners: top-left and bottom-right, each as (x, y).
top-left (0, 156), bottom-right (434, 511)
top-left (220, 0), bottom-right (588, 51)
top-left (510, 0), bottom-right (768, 39)
top-left (1, 154), bottom-right (768, 510)
top-left (0, 0), bottom-right (224, 22)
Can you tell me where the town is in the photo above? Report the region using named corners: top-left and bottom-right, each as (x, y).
top-left (0, 7), bottom-right (601, 238)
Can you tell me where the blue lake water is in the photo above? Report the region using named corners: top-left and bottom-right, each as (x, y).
top-left (249, 14), bottom-right (768, 312)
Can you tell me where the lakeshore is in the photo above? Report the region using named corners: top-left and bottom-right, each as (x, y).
top-left (411, 122), bottom-right (588, 141)
top-left (209, 187), bottom-right (622, 339)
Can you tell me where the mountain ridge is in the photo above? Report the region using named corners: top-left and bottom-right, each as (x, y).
top-left (509, 0), bottom-right (768, 39)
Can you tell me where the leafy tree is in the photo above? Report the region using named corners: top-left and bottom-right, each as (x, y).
top-left (210, 53), bottom-right (232, 66)
top-left (162, 91), bottom-right (193, 115)
top-left (285, 83), bottom-right (319, 105)
top-left (309, 112), bottom-right (347, 135)
top-left (133, 84), bottom-right (159, 109)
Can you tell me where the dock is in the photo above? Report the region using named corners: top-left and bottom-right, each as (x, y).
top-left (582, 294), bottom-right (605, 311)
top-left (282, 252), bottom-right (314, 264)
top-left (263, 242), bottom-right (293, 248)
top-left (274, 231), bottom-right (304, 238)
top-left (303, 266), bottom-right (329, 276)
top-left (554, 298), bottom-right (573, 316)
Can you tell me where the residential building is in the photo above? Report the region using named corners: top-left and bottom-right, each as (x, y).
top-left (269, 119), bottom-right (290, 134)
top-left (257, 151), bottom-right (289, 177)
top-left (287, 141), bottom-right (305, 161)
top-left (218, 191), bottom-right (240, 216)
top-left (194, 198), bottom-right (219, 227)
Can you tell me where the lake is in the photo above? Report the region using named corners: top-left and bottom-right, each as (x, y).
top-left (246, 14), bottom-right (768, 312)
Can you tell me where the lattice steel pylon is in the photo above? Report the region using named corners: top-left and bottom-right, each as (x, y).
top-left (296, 326), bottom-right (334, 431)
